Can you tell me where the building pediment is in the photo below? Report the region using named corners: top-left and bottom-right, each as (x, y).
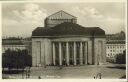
top-left (46, 10), bottom-right (76, 19)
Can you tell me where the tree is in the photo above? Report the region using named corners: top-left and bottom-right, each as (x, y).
top-left (115, 50), bottom-right (126, 64)
top-left (2, 49), bottom-right (32, 70)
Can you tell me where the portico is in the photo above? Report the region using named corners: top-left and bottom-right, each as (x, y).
top-left (52, 41), bottom-right (88, 66)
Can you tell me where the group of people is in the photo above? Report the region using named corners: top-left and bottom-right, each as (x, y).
top-left (94, 73), bottom-right (102, 79)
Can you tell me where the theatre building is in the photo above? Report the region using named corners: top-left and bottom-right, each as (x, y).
top-left (32, 10), bottom-right (106, 67)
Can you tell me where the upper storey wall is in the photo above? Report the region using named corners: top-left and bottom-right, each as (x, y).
top-left (45, 18), bottom-right (77, 27)
top-left (44, 10), bottom-right (77, 28)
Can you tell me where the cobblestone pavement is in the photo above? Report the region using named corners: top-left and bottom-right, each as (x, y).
top-left (2, 64), bottom-right (126, 79)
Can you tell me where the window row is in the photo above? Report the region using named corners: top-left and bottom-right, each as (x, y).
top-left (106, 46), bottom-right (125, 49)
top-left (109, 50), bottom-right (124, 52)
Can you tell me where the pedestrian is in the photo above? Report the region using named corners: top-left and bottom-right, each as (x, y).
top-left (94, 76), bottom-right (96, 79)
top-left (38, 76), bottom-right (41, 79)
top-left (99, 73), bottom-right (102, 79)
top-left (28, 73), bottom-right (30, 78)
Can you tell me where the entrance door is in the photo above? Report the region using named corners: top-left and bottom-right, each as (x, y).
top-left (69, 42), bottom-right (74, 65)
top-left (55, 43), bottom-right (59, 66)
top-left (62, 42), bottom-right (66, 65)
top-left (76, 42), bottom-right (80, 65)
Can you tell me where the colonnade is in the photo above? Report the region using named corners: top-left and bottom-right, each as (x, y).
top-left (52, 41), bottom-right (88, 66)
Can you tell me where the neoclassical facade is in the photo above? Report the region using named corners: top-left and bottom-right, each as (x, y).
top-left (32, 11), bottom-right (106, 67)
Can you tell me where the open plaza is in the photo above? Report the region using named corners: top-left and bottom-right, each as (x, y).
top-left (3, 64), bottom-right (126, 79)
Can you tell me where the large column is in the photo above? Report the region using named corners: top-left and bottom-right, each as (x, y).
top-left (59, 42), bottom-right (62, 65)
top-left (53, 43), bottom-right (56, 65)
top-left (73, 42), bottom-right (76, 65)
top-left (66, 42), bottom-right (69, 65)
top-left (84, 42), bottom-right (88, 64)
top-left (80, 42), bottom-right (83, 65)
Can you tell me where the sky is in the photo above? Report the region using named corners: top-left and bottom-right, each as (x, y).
top-left (2, 2), bottom-right (126, 37)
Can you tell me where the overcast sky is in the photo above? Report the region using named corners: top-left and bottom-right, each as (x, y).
top-left (2, 2), bottom-right (126, 37)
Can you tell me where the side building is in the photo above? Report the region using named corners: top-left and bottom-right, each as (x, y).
top-left (22, 37), bottom-right (32, 56)
top-left (106, 31), bottom-right (126, 63)
top-left (2, 37), bottom-right (27, 54)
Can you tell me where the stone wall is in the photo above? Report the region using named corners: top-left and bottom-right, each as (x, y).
top-left (94, 38), bottom-right (106, 65)
top-left (32, 38), bottom-right (52, 67)
top-left (87, 40), bottom-right (93, 65)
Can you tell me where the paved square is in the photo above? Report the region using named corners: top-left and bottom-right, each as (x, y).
top-left (2, 64), bottom-right (126, 79)
top-left (29, 64), bottom-right (125, 79)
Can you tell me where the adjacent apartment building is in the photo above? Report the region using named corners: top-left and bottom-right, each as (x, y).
top-left (106, 31), bottom-right (126, 62)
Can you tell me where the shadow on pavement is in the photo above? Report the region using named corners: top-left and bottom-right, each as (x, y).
top-left (106, 66), bottom-right (126, 69)
top-left (120, 75), bottom-right (126, 79)
top-left (2, 70), bottom-right (24, 74)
